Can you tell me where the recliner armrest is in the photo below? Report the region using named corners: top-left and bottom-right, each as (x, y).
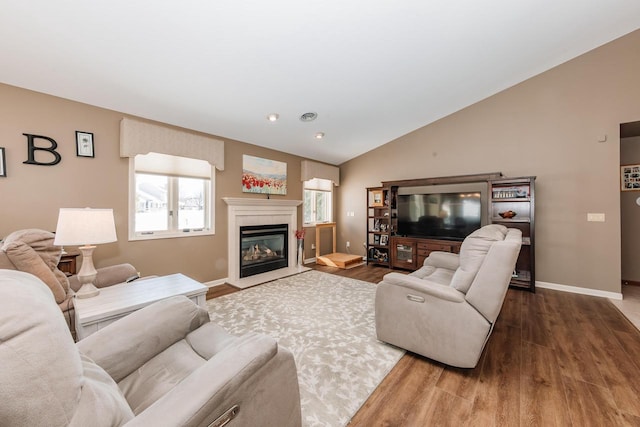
top-left (124, 333), bottom-right (281, 427)
top-left (423, 251), bottom-right (460, 270)
top-left (68, 263), bottom-right (139, 292)
top-left (77, 296), bottom-right (210, 382)
top-left (380, 272), bottom-right (465, 303)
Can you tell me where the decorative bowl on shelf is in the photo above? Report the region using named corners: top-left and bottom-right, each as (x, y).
top-left (498, 210), bottom-right (517, 219)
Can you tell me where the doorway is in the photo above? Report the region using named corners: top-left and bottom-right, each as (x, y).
top-left (620, 120), bottom-right (640, 292)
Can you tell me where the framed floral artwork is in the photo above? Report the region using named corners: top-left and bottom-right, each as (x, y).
top-left (242, 155), bottom-right (287, 195)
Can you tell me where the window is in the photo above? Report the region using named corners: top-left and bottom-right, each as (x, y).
top-left (129, 152), bottom-right (214, 240)
top-left (303, 178), bottom-right (333, 225)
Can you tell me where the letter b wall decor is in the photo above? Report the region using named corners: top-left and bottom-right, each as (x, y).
top-left (22, 133), bottom-right (62, 166)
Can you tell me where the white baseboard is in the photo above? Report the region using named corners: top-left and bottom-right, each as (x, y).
top-left (204, 278), bottom-right (229, 288)
top-left (536, 281), bottom-right (623, 300)
top-left (303, 257), bottom-right (316, 264)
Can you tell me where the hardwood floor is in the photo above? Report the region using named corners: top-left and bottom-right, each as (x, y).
top-left (206, 264), bottom-right (640, 426)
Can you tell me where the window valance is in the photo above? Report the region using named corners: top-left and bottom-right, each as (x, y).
top-left (120, 118), bottom-right (224, 171)
top-left (300, 160), bottom-right (339, 186)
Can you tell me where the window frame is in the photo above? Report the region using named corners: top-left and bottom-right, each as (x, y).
top-left (303, 178), bottom-right (333, 226)
top-left (128, 157), bottom-right (215, 241)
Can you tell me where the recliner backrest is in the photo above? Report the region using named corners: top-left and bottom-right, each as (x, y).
top-left (450, 224), bottom-right (508, 293)
top-left (0, 270), bottom-right (134, 426)
top-left (465, 228), bottom-right (522, 322)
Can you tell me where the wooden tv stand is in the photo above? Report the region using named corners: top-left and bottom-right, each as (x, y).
top-left (367, 172), bottom-right (535, 291)
top-left (390, 236), bottom-right (461, 271)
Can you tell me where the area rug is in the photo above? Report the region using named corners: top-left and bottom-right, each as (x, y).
top-left (206, 270), bottom-right (405, 427)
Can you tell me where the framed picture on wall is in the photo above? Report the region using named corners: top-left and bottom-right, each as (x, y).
top-left (0, 147), bottom-right (6, 177)
top-left (621, 164), bottom-right (640, 191)
top-left (242, 154), bottom-right (287, 195)
top-left (76, 131), bottom-right (94, 158)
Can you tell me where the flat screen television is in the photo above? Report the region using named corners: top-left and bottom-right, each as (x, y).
top-left (397, 192), bottom-right (482, 241)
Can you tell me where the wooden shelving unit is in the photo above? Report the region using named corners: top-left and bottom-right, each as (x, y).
top-left (390, 236), bottom-right (461, 271)
top-left (489, 176), bottom-right (536, 291)
top-left (365, 173), bottom-right (536, 292)
top-left (366, 187), bottom-right (391, 266)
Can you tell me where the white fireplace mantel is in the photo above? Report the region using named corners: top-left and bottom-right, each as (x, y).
top-left (223, 197), bottom-right (302, 207)
top-left (223, 197), bottom-right (308, 288)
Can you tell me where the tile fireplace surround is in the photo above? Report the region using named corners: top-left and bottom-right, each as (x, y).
top-left (223, 197), bottom-right (310, 289)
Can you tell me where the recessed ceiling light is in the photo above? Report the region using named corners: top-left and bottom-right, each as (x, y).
top-left (267, 113), bottom-right (279, 122)
top-left (315, 132), bottom-right (325, 139)
top-left (300, 112), bottom-right (317, 122)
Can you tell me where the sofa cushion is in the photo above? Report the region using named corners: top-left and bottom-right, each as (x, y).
top-left (3, 241), bottom-right (67, 303)
top-left (70, 354), bottom-right (135, 426)
top-left (118, 339), bottom-right (207, 415)
top-left (409, 265), bottom-right (456, 286)
top-left (450, 224), bottom-right (508, 294)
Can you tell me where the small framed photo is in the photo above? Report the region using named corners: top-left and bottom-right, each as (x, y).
top-left (76, 131), bottom-right (94, 157)
top-left (371, 190), bottom-right (384, 207)
top-left (0, 147), bottom-right (6, 177)
top-left (621, 164), bottom-right (640, 191)
top-left (380, 234), bottom-right (389, 246)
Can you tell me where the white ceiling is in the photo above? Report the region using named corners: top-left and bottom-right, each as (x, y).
top-left (1, 1), bottom-right (639, 165)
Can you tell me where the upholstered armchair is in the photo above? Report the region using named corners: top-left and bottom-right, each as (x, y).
top-left (375, 224), bottom-right (522, 368)
top-left (0, 229), bottom-right (138, 337)
top-left (0, 269), bottom-right (302, 426)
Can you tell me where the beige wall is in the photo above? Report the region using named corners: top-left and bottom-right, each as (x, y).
top-left (338, 29), bottom-right (640, 293)
top-left (621, 136), bottom-right (640, 282)
top-left (0, 83), bottom-right (308, 283)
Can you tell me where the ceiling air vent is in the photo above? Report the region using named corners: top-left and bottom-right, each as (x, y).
top-left (299, 112), bottom-right (318, 122)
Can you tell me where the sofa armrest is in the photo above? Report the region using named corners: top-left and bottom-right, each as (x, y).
top-left (381, 272), bottom-right (465, 303)
top-left (77, 296), bottom-right (210, 382)
top-left (423, 251), bottom-right (460, 270)
top-left (124, 333), bottom-right (282, 427)
top-left (68, 263), bottom-right (139, 292)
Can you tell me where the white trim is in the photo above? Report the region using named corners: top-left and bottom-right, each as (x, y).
top-left (223, 197), bottom-right (303, 288)
top-left (536, 281), bottom-right (623, 300)
top-left (128, 157), bottom-right (216, 241)
top-left (222, 197), bottom-right (300, 207)
top-left (204, 278), bottom-right (229, 288)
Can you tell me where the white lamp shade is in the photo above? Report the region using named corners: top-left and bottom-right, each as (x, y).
top-left (54, 208), bottom-right (117, 246)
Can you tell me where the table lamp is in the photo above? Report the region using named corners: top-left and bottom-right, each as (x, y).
top-left (54, 208), bottom-right (117, 298)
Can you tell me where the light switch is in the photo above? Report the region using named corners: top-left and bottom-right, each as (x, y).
top-left (587, 213), bottom-right (605, 222)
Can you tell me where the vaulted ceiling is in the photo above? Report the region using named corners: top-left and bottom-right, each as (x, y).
top-left (1, 1), bottom-right (639, 165)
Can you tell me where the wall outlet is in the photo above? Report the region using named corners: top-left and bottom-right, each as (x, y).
top-left (587, 213), bottom-right (605, 222)
top-left (346, 241), bottom-right (350, 248)
top-left (311, 243), bottom-right (316, 250)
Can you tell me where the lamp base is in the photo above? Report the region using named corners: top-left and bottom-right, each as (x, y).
top-left (76, 245), bottom-right (100, 299)
top-left (76, 283), bottom-right (100, 299)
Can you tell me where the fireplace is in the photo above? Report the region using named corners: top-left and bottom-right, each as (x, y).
top-left (223, 197), bottom-right (307, 289)
top-left (240, 224), bottom-right (288, 278)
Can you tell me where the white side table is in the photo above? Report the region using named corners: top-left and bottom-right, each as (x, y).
top-left (74, 273), bottom-right (208, 340)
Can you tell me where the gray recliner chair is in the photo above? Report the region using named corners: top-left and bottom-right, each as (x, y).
top-left (0, 269), bottom-right (302, 427)
top-left (375, 224), bottom-right (522, 368)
